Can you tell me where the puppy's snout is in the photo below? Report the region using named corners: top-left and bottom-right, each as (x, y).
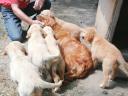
top-left (81, 36), bottom-right (84, 39)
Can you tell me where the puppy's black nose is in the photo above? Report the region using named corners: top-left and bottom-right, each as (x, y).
top-left (82, 36), bottom-right (84, 39)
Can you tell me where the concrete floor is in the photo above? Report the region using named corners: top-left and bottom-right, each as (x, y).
top-left (0, 0), bottom-right (128, 96)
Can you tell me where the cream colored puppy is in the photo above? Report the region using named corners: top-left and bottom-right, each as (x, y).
top-left (43, 26), bottom-right (65, 91)
top-left (3, 41), bottom-right (62, 96)
top-left (27, 24), bottom-right (57, 72)
top-left (80, 27), bottom-right (128, 88)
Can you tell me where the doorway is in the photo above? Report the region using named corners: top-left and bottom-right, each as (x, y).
top-left (112, 0), bottom-right (128, 49)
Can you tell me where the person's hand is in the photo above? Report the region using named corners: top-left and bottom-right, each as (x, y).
top-left (32, 20), bottom-right (44, 25)
top-left (33, 0), bottom-right (44, 10)
top-left (32, 20), bottom-right (41, 24)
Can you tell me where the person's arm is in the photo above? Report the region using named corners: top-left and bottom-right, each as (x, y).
top-left (11, 4), bottom-right (41, 25)
top-left (33, 0), bottom-right (45, 10)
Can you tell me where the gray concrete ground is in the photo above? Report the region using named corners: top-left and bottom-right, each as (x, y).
top-left (0, 0), bottom-right (128, 96)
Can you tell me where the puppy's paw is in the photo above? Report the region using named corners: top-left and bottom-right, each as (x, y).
top-left (52, 87), bottom-right (60, 93)
top-left (100, 83), bottom-right (106, 88)
top-left (56, 80), bottom-right (63, 87)
top-left (100, 83), bottom-right (110, 89)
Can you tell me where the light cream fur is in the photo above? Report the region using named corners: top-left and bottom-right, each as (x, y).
top-left (3, 41), bottom-right (62, 96)
top-left (27, 24), bottom-right (57, 69)
top-left (80, 27), bottom-right (128, 88)
top-left (43, 26), bottom-right (65, 91)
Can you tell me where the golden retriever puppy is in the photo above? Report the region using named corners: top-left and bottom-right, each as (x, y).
top-left (58, 35), bottom-right (93, 80)
top-left (37, 23), bottom-right (93, 80)
top-left (37, 9), bottom-right (84, 40)
top-left (80, 27), bottom-right (128, 88)
top-left (43, 26), bottom-right (65, 91)
top-left (3, 41), bottom-right (62, 96)
top-left (27, 24), bottom-right (57, 73)
top-left (37, 10), bottom-right (93, 80)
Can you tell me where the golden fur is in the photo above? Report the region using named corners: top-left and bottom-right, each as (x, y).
top-left (58, 35), bottom-right (93, 80)
top-left (37, 12), bottom-right (94, 80)
top-left (37, 10), bottom-right (85, 40)
top-left (80, 27), bottom-right (128, 88)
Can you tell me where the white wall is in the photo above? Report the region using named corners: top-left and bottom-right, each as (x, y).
top-left (95, 0), bottom-right (122, 40)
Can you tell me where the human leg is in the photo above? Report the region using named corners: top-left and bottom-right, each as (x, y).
top-left (1, 7), bottom-right (26, 42)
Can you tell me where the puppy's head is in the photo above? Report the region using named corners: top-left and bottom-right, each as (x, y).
top-left (43, 26), bottom-right (54, 36)
top-left (37, 10), bottom-right (56, 27)
top-left (80, 27), bottom-right (96, 43)
top-left (26, 24), bottom-right (46, 38)
top-left (2, 41), bottom-right (26, 56)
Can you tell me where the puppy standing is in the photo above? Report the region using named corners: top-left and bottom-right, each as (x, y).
top-left (43, 26), bottom-right (65, 91)
top-left (3, 41), bottom-right (62, 96)
top-left (80, 27), bottom-right (128, 88)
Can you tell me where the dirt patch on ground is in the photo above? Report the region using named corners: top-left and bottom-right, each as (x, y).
top-left (0, 0), bottom-right (128, 96)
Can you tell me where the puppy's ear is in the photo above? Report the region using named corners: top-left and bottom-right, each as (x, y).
top-left (46, 16), bottom-right (56, 27)
top-left (21, 47), bottom-right (27, 55)
top-left (37, 15), bottom-right (47, 22)
top-left (86, 27), bottom-right (96, 43)
top-left (16, 43), bottom-right (27, 55)
top-left (26, 32), bottom-right (31, 38)
top-left (41, 30), bottom-right (47, 38)
top-left (86, 32), bottom-right (94, 43)
top-left (0, 49), bottom-right (7, 56)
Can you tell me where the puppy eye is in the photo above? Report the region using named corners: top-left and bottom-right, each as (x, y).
top-left (82, 36), bottom-right (84, 39)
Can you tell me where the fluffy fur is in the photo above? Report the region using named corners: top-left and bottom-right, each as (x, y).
top-left (27, 24), bottom-right (56, 77)
top-left (58, 35), bottom-right (93, 80)
top-left (43, 26), bottom-right (65, 91)
top-left (3, 41), bottom-right (62, 96)
top-left (37, 13), bottom-right (93, 80)
top-left (37, 10), bottom-right (85, 40)
top-left (80, 27), bottom-right (128, 88)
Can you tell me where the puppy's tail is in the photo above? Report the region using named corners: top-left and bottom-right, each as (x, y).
top-left (36, 79), bottom-right (63, 89)
top-left (117, 55), bottom-right (128, 76)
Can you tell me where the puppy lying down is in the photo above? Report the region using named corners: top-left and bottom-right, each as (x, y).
top-left (37, 13), bottom-right (94, 80)
top-left (3, 41), bottom-right (62, 96)
top-left (80, 27), bottom-right (128, 88)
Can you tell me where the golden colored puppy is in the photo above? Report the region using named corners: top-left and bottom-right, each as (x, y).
top-left (58, 35), bottom-right (93, 80)
top-left (3, 41), bottom-right (62, 96)
top-left (37, 10), bottom-right (84, 40)
top-left (37, 13), bottom-right (93, 80)
top-left (80, 27), bottom-right (128, 88)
